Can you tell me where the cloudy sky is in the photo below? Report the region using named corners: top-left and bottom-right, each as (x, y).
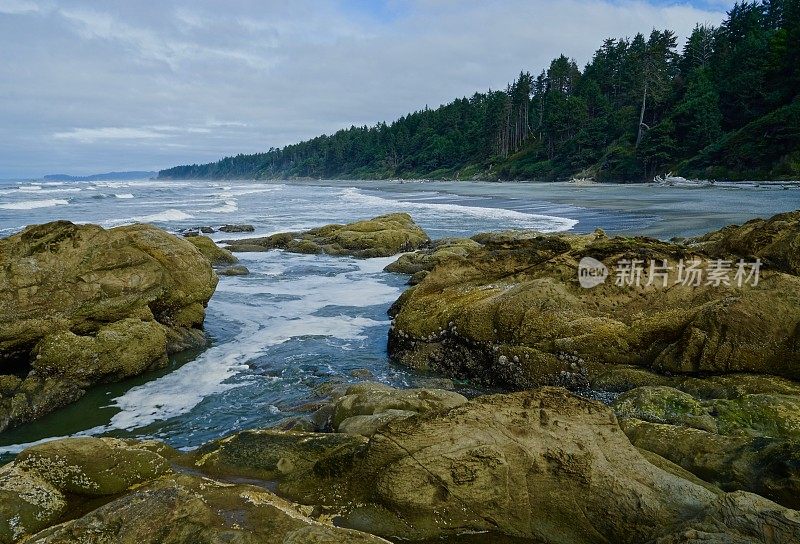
top-left (0, 0), bottom-right (734, 178)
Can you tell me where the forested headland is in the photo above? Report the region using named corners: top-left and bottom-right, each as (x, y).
top-left (159, 1), bottom-right (800, 183)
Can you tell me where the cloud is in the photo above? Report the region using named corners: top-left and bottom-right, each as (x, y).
top-left (52, 127), bottom-right (167, 143)
top-left (0, 0), bottom-right (39, 15)
top-left (0, 0), bottom-right (734, 177)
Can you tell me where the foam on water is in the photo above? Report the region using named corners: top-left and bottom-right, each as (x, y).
top-left (115, 193), bottom-right (135, 199)
top-left (110, 208), bottom-right (195, 224)
top-left (0, 199), bottom-right (69, 210)
top-left (78, 252), bottom-right (400, 432)
top-left (208, 198), bottom-right (238, 213)
top-left (339, 187), bottom-right (578, 232)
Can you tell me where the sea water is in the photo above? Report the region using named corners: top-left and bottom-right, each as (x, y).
top-left (1, 178), bottom-right (798, 454)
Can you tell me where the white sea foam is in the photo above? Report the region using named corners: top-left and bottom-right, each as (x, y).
top-left (208, 198), bottom-right (238, 213)
top-left (133, 209), bottom-right (194, 222)
top-left (99, 252), bottom-right (400, 431)
top-left (339, 187), bottom-right (578, 232)
top-left (0, 199), bottom-right (69, 210)
top-left (115, 193), bottom-right (135, 199)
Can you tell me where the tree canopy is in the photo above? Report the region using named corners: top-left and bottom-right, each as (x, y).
top-left (160, 1), bottom-right (800, 183)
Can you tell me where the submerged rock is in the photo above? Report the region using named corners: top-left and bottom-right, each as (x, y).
top-left (387, 213), bottom-right (800, 387)
top-left (0, 221), bottom-right (218, 431)
top-left (218, 224), bottom-right (255, 233)
top-left (218, 264), bottom-right (250, 276)
top-left (223, 213), bottom-right (430, 258)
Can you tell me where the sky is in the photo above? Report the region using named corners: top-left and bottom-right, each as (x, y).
top-left (0, 0), bottom-right (736, 178)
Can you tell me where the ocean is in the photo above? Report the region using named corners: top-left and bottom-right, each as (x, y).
top-left (1, 178), bottom-right (799, 454)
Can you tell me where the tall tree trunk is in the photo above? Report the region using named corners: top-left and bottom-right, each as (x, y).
top-left (636, 81), bottom-right (648, 147)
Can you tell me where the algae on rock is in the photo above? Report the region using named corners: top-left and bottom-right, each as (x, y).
top-left (223, 213), bottom-right (430, 258)
top-left (0, 221), bottom-right (218, 431)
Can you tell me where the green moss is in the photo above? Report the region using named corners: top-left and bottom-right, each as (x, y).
top-left (187, 235), bottom-right (238, 265)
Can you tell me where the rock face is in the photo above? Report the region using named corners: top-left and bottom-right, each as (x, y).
top-left (0, 221), bottom-right (218, 431)
top-left (223, 213), bottom-right (430, 258)
top-left (387, 214), bottom-right (800, 388)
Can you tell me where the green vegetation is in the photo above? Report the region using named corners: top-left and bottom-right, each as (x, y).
top-left (159, 1), bottom-right (800, 182)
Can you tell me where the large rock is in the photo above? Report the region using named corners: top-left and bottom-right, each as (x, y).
top-left (621, 418), bottom-right (800, 510)
top-left (388, 215), bottom-right (800, 388)
top-left (689, 209), bottom-right (800, 275)
top-left (612, 384), bottom-right (800, 508)
top-left (0, 464), bottom-right (66, 544)
top-left (0, 437), bottom-right (174, 543)
top-left (331, 382), bottom-right (467, 430)
top-left (23, 474), bottom-right (389, 544)
top-left (268, 387), bottom-right (800, 543)
top-left (192, 429), bottom-right (368, 482)
top-left (223, 213), bottom-right (429, 258)
top-left (0, 221), bottom-right (218, 431)
top-left (14, 437), bottom-right (172, 496)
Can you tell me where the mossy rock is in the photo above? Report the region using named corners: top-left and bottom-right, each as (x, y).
top-left (187, 235), bottom-right (238, 265)
top-left (613, 386), bottom-right (717, 432)
top-left (332, 383), bottom-right (467, 429)
top-left (15, 437), bottom-right (172, 496)
top-left (337, 409), bottom-right (418, 437)
top-left (388, 213), bottom-right (800, 387)
top-left (711, 394), bottom-right (800, 440)
top-left (222, 213), bottom-right (430, 258)
top-left (0, 464), bottom-right (66, 544)
top-left (0, 221), bottom-right (218, 431)
top-left (24, 473), bottom-right (389, 544)
top-left (689, 209), bottom-right (800, 276)
top-left (32, 319), bottom-right (168, 383)
top-left (192, 429), bottom-right (368, 482)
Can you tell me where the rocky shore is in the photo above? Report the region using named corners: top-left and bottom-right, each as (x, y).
top-left (1, 383), bottom-right (799, 543)
top-left (1, 211), bottom-right (799, 543)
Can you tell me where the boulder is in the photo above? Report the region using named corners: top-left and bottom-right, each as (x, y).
top-left (283, 387), bottom-right (800, 543)
top-left (186, 235), bottom-right (238, 265)
top-left (0, 221), bottom-right (217, 431)
top-left (0, 464), bottom-right (66, 544)
top-left (24, 474), bottom-right (389, 544)
top-left (15, 437), bottom-right (172, 496)
top-left (337, 409), bottom-right (417, 437)
top-left (192, 429), bottom-right (367, 482)
top-left (218, 224), bottom-right (255, 233)
top-left (223, 213), bottom-right (430, 258)
top-left (689, 209), bottom-right (800, 275)
top-left (621, 419), bottom-right (800, 510)
top-left (384, 237), bottom-right (481, 281)
top-left (218, 264), bottom-right (250, 276)
top-left (612, 386), bottom-right (717, 432)
top-left (388, 214), bottom-right (800, 388)
top-left (331, 382), bottom-right (467, 429)
top-left (611, 383), bottom-right (800, 508)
